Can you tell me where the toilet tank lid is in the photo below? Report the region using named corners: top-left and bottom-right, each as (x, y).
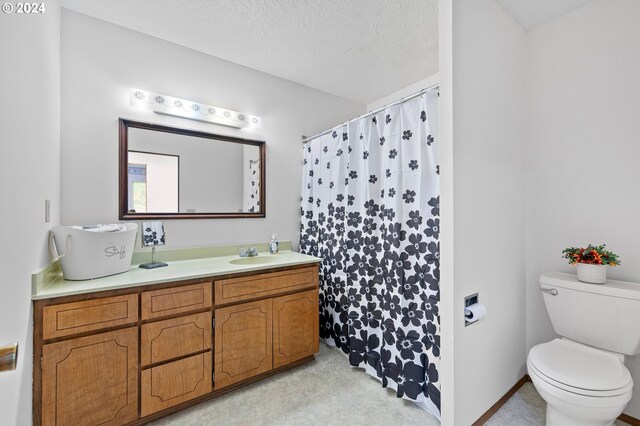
top-left (529, 339), bottom-right (632, 392)
top-left (540, 272), bottom-right (640, 300)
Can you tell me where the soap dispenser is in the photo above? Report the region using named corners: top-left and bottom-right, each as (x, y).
top-left (269, 234), bottom-right (279, 254)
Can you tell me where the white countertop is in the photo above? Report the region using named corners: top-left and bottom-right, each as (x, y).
top-left (33, 250), bottom-right (321, 300)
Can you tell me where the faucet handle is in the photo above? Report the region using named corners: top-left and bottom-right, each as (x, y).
top-left (239, 247), bottom-right (258, 257)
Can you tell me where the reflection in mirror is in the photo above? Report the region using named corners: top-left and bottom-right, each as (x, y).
top-left (128, 151), bottom-right (179, 213)
top-left (119, 119), bottom-right (265, 219)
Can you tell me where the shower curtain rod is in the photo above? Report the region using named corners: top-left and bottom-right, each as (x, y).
top-left (301, 83), bottom-right (439, 144)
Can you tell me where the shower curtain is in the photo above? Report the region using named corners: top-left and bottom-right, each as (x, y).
top-left (246, 159), bottom-right (260, 212)
top-left (299, 90), bottom-right (440, 417)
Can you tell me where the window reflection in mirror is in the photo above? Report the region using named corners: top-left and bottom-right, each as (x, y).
top-left (127, 152), bottom-right (179, 213)
top-left (119, 119), bottom-right (265, 219)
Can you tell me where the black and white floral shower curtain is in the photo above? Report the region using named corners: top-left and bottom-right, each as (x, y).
top-left (300, 90), bottom-right (440, 417)
top-left (246, 159), bottom-right (260, 212)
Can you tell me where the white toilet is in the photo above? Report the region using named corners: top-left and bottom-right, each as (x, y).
top-left (528, 272), bottom-right (640, 426)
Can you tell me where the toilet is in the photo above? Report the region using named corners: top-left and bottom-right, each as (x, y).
top-left (528, 272), bottom-right (640, 426)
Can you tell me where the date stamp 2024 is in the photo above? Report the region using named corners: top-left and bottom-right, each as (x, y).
top-left (2, 2), bottom-right (46, 14)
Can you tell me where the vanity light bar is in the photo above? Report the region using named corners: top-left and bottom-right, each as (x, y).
top-left (129, 88), bottom-right (262, 130)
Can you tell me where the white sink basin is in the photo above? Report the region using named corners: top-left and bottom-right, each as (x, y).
top-left (229, 256), bottom-right (281, 266)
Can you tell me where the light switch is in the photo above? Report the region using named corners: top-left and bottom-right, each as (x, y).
top-left (45, 199), bottom-right (50, 223)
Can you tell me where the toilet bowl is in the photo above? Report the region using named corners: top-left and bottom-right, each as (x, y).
top-left (527, 338), bottom-right (632, 426)
top-left (531, 272), bottom-right (640, 426)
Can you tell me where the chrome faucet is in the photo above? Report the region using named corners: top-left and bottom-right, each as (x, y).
top-left (239, 247), bottom-right (258, 257)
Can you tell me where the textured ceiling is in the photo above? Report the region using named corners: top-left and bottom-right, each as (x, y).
top-left (60, 0), bottom-right (439, 105)
top-left (495, 0), bottom-right (596, 31)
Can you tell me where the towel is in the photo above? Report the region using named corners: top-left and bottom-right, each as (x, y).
top-left (142, 221), bottom-right (165, 247)
top-left (72, 224), bottom-right (127, 232)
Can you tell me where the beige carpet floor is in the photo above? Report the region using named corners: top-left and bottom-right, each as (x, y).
top-left (150, 343), bottom-right (633, 425)
top-left (486, 381), bottom-right (632, 426)
top-left (150, 343), bottom-right (440, 425)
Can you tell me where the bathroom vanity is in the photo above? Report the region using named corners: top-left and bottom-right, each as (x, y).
top-left (31, 248), bottom-right (320, 426)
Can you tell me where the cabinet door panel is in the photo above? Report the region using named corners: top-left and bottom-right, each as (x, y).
top-left (141, 311), bottom-right (212, 366)
top-left (41, 327), bottom-right (138, 426)
top-left (214, 299), bottom-right (272, 389)
top-left (273, 289), bottom-right (319, 368)
top-left (141, 352), bottom-right (212, 417)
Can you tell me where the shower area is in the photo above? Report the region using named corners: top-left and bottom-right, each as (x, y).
top-left (299, 87), bottom-right (441, 418)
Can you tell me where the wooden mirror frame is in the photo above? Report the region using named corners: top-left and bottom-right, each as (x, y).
top-left (119, 118), bottom-right (266, 220)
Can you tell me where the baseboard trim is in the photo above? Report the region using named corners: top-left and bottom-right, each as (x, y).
top-left (620, 413), bottom-right (640, 426)
top-left (472, 375), bottom-right (530, 425)
top-left (472, 374), bottom-right (640, 426)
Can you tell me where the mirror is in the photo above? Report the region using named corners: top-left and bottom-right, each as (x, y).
top-left (119, 118), bottom-right (265, 219)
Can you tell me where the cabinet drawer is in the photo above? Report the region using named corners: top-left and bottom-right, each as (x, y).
top-left (43, 294), bottom-right (138, 340)
top-left (142, 282), bottom-right (212, 320)
top-left (141, 352), bottom-right (212, 417)
top-left (141, 311), bottom-right (212, 366)
top-left (214, 266), bottom-right (317, 306)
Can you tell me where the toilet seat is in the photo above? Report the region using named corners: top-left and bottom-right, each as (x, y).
top-left (528, 339), bottom-right (633, 397)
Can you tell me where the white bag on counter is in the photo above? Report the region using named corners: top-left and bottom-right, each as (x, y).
top-left (50, 223), bottom-right (138, 280)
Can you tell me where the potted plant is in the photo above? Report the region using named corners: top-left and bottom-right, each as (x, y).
top-left (562, 244), bottom-right (620, 284)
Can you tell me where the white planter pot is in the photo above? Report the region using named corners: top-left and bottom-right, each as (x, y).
top-left (576, 263), bottom-right (607, 284)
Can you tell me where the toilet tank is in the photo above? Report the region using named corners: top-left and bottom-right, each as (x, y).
top-left (541, 272), bottom-right (640, 355)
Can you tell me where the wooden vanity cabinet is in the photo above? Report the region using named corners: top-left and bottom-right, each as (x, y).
top-left (213, 289), bottom-right (319, 388)
top-left (42, 294), bottom-right (138, 340)
top-left (41, 327), bottom-right (138, 426)
top-left (214, 299), bottom-right (273, 388)
top-left (141, 282), bottom-right (212, 320)
top-left (139, 284), bottom-right (213, 417)
top-left (213, 265), bottom-right (319, 388)
top-left (141, 352), bottom-right (212, 417)
top-left (33, 264), bottom-right (319, 426)
top-left (140, 311), bottom-right (212, 366)
top-left (273, 289), bottom-right (319, 368)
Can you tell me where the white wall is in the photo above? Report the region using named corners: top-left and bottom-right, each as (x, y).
top-left (437, 1), bottom-right (455, 423)
top-left (526, 0), bottom-right (640, 417)
top-left (450, 0), bottom-right (527, 424)
top-left (128, 128), bottom-right (244, 212)
top-left (0, 2), bottom-right (61, 425)
top-left (367, 73), bottom-right (440, 112)
top-left (60, 10), bottom-right (365, 250)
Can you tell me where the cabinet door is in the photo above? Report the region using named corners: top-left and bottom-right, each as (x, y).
top-left (273, 289), bottom-right (319, 368)
top-left (42, 327), bottom-right (138, 426)
top-left (214, 299), bottom-right (272, 389)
